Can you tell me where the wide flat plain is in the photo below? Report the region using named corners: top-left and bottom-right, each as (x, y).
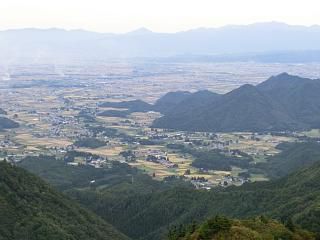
top-left (1, 62), bottom-right (319, 185)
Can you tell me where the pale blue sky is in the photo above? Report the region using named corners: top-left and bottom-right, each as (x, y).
top-left (1, 0), bottom-right (320, 33)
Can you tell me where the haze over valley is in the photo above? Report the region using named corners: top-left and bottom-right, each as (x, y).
top-left (2, 22), bottom-right (320, 64)
top-left (2, 1), bottom-right (320, 239)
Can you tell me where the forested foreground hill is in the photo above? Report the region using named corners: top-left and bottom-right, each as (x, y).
top-left (257, 141), bottom-right (320, 178)
top-left (168, 216), bottom-right (315, 240)
top-left (19, 148), bottom-right (320, 240)
top-left (70, 160), bottom-right (320, 240)
top-left (0, 161), bottom-right (129, 240)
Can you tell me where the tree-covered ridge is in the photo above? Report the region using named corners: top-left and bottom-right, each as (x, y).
top-left (94, 73), bottom-right (320, 132)
top-left (153, 73), bottom-right (320, 132)
top-left (19, 155), bottom-right (170, 192)
top-left (190, 149), bottom-right (253, 171)
top-left (73, 137), bottom-right (107, 148)
top-left (97, 90), bottom-right (218, 118)
top-left (153, 91), bottom-right (192, 114)
top-left (71, 155), bottom-right (320, 239)
top-left (168, 215), bottom-right (315, 240)
top-left (0, 161), bottom-right (129, 240)
top-left (256, 141), bottom-right (320, 178)
top-left (99, 100), bottom-right (153, 112)
top-left (98, 109), bottom-right (131, 118)
top-left (98, 99), bottom-right (154, 117)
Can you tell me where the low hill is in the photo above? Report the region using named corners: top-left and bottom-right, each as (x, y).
top-left (97, 109), bottom-right (130, 118)
top-left (154, 90), bottom-right (221, 125)
top-left (0, 108), bottom-right (7, 115)
top-left (153, 91), bottom-right (192, 114)
top-left (98, 91), bottom-right (215, 117)
top-left (73, 137), bottom-right (106, 148)
top-left (98, 100), bottom-right (153, 118)
top-left (96, 160), bottom-right (320, 239)
top-left (171, 90), bottom-right (220, 111)
top-left (0, 161), bottom-right (128, 240)
top-left (0, 116), bottom-right (19, 129)
top-left (257, 141), bottom-right (320, 178)
top-left (153, 73), bottom-right (320, 132)
top-left (99, 100), bottom-right (153, 112)
top-left (168, 215), bottom-right (315, 240)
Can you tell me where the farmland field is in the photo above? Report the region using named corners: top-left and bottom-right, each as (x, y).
top-left (1, 62), bottom-right (319, 188)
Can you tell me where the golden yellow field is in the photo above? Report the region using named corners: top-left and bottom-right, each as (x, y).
top-left (14, 133), bottom-right (72, 148)
top-left (77, 146), bottom-right (124, 157)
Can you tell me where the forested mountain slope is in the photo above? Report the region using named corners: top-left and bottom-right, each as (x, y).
top-left (18, 147), bottom-right (320, 240)
top-left (0, 161), bottom-right (129, 240)
top-left (256, 141), bottom-right (320, 178)
top-left (168, 215), bottom-right (315, 240)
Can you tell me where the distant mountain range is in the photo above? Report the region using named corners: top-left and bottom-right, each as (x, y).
top-left (2, 22), bottom-right (320, 63)
top-left (151, 73), bottom-right (320, 132)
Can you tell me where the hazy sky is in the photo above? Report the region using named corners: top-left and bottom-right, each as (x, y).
top-left (1, 0), bottom-right (320, 33)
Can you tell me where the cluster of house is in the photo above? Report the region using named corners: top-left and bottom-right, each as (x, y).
top-left (29, 109), bottom-right (93, 139)
top-left (67, 158), bottom-right (107, 168)
top-left (218, 175), bottom-right (249, 187)
top-left (189, 174), bottom-right (250, 190)
top-left (134, 149), bottom-right (178, 168)
top-left (190, 177), bottom-right (213, 190)
top-left (146, 154), bottom-right (177, 168)
top-left (66, 152), bottom-right (108, 168)
top-left (42, 113), bottom-right (77, 125)
top-left (0, 137), bottom-right (17, 148)
top-left (48, 145), bottom-right (74, 153)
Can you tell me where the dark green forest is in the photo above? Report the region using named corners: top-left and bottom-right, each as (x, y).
top-left (73, 137), bottom-right (107, 148)
top-left (256, 141), bottom-right (320, 178)
top-left (0, 161), bottom-right (128, 240)
top-left (168, 215), bottom-right (315, 240)
top-left (18, 141), bottom-right (320, 240)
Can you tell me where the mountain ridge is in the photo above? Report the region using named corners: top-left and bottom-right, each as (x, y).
top-left (153, 73), bottom-right (320, 132)
top-left (2, 22), bottom-right (320, 62)
top-left (0, 160), bottom-right (129, 240)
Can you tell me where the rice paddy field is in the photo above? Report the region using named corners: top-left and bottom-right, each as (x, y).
top-left (1, 62), bottom-right (319, 185)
